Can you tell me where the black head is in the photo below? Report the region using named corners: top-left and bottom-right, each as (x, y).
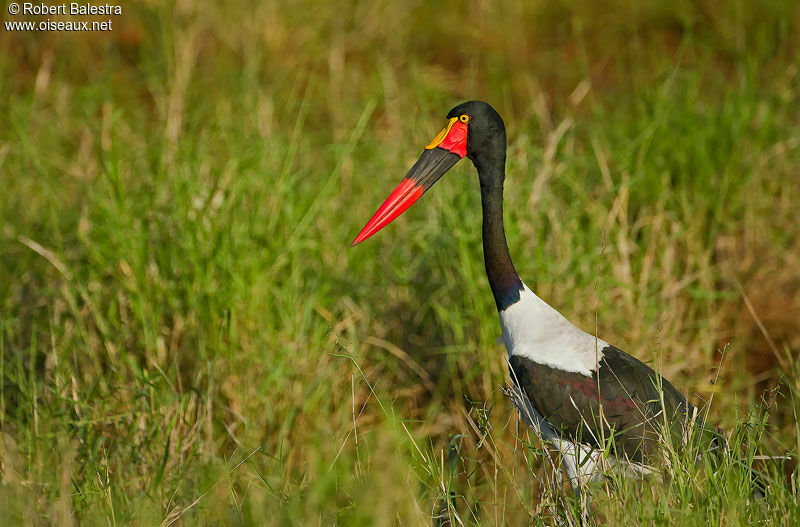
top-left (447, 100), bottom-right (506, 177)
top-left (351, 100), bottom-right (508, 245)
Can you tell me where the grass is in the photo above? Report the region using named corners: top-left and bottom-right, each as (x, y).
top-left (1, 0), bottom-right (799, 524)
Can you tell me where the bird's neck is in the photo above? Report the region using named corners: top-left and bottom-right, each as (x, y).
top-left (478, 163), bottom-right (523, 310)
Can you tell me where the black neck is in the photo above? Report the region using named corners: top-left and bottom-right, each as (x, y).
top-left (477, 162), bottom-right (523, 311)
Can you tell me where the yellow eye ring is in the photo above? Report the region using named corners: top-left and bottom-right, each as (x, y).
top-left (459, 114), bottom-right (470, 123)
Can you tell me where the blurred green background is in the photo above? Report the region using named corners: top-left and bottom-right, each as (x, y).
top-left (1, 1), bottom-right (799, 524)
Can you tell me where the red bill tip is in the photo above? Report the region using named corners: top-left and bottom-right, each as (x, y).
top-left (351, 178), bottom-right (424, 246)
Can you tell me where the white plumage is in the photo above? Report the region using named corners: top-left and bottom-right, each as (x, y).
top-left (499, 285), bottom-right (609, 376)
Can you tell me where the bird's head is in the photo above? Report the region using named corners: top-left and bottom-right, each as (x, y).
top-left (351, 100), bottom-right (506, 246)
top-left (446, 100), bottom-right (506, 172)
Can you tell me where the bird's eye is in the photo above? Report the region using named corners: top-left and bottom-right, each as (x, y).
top-left (459, 114), bottom-right (470, 123)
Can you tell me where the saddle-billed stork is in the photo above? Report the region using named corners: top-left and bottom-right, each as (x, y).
top-left (351, 101), bottom-right (751, 490)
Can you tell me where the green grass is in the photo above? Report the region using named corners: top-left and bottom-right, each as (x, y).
top-left (1, 0), bottom-right (799, 524)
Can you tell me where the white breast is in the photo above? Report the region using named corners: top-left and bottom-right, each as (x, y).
top-left (498, 285), bottom-right (608, 376)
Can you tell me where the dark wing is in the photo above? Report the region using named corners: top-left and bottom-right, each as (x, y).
top-left (510, 345), bottom-right (701, 463)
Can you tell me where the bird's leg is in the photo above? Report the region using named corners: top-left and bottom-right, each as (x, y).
top-left (502, 382), bottom-right (585, 498)
top-left (503, 382), bottom-right (594, 527)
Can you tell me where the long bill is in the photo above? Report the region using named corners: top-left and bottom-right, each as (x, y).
top-left (351, 117), bottom-right (468, 246)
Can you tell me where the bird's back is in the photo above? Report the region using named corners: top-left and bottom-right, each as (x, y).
top-left (501, 285), bottom-right (711, 463)
top-left (510, 345), bottom-right (698, 463)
